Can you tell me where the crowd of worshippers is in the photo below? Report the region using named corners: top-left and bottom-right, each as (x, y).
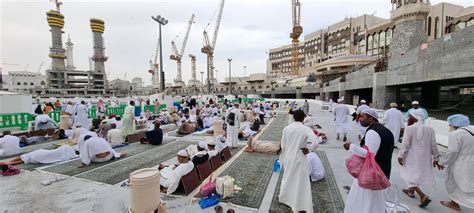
top-left (325, 98), bottom-right (474, 212)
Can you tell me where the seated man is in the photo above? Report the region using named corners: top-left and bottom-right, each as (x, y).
top-left (78, 135), bottom-right (125, 167)
top-left (191, 141), bottom-right (209, 166)
top-left (0, 131), bottom-right (22, 157)
top-left (244, 136), bottom-right (280, 154)
top-left (70, 123), bottom-right (89, 144)
top-left (97, 120), bottom-right (112, 138)
top-left (59, 112), bottom-right (73, 130)
top-left (5, 145), bottom-right (78, 165)
top-left (158, 150), bottom-right (194, 194)
top-left (207, 140), bottom-right (219, 158)
top-left (140, 121), bottom-right (163, 145)
top-left (34, 112), bottom-right (57, 130)
top-left (302, 148), bottom-right (325, 182)
top-left (215, 134), bottom-right (228, 152)
top-left (238, 122), bottom-right (260, 140)
top-left (107, 124), bottom-right (123, 146)
top-left (177, 120), bottom-right (197, 136)
top-left (19, 135), bottom-right (49, 146)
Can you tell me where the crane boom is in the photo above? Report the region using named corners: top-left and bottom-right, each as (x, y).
top-left (212, 0), bottom-right (225, 48)
top-left (180, 14), bottom-right (195, 56)
top-left (290, 0), bottom-right (303, 76)
top-left (170, 14), bottom-right (195, 85)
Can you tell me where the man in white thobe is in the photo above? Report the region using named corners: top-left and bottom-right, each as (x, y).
top-left (74, 101), bottom-right (90, 130)
top-left (440, 114), bottom-right (474, 211)
top-left (159, 150), bottom-right (194, 194)
top-left (34, 113), bottom-right (58, 130)
top-left (398, 109), bottom-right (441, 207)
top-left (6, 145), bottom-right (77, 165)
top-left (0, 131), bottom-right (22, 157)
top-left (333, 99), bottom-right (351, 141)
top-left (405, 101), bottom-right (429, 120)
top-left (328, 99), bottom-right (334, 112)
top-left (79, 135), bottom-right (123, 166)
top-left (225, 104), bottom-right (241, 148)
top-left (279, 110), bottom-right (320, 212)
top-left (305, 150), bottom-right (325, 182)
top-left (355, 100), bottom-right (370, 140)
top-left (384, 102), bottom-right (405, 147)
top-left (107, 124), bottom-right (123, 146)
top-left (343, 108), bottom-right (394, 213)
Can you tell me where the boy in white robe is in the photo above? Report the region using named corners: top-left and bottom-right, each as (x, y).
top-left (440, 114), bottom-right (474, 211)
top-left (159, 150), bottom-right (194, 194)
top-left (303, 149), bottom-right (325, 182)
top-left (0, 131), bottom-right (22, 157)
top-left (398, 109), bottom-right (441, 207)
top-left (279, 110), bottom-right (320, 212)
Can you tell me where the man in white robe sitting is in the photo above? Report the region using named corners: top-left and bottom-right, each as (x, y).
top-left (34, 112), bottom-right (58, 130)
top-left (302, 148), bottom-right (325, 182)
top-left (207, 140), bottom-right (219, 158)
top-left (158, 150), bottom-right (195, 194)
top-left (215, 134), bottom-right (228, 152)
top-left (0, 131), bottom-right (22, 157)
top-left (79, 135), bottom-right (125, 167)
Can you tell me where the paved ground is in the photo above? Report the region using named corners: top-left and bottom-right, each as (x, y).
top-left (1, 102), bottom-right (474, 212)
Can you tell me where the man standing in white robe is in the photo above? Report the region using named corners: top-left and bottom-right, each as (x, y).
top-left (355, 100), bottom-right (370, 140)
top-left (440, 114), bottom-right (474, 211)
top-left (225, 104), bottom-right (241, 148)
top-left (333, 99), bottom-right (351, 141)
top-left (74, 101), bottom-right (90, 130)
top-left (384, 102), bottom-right (405, 147)
top-left (279, 110), bottom-right (320, 212)
top-left (398, 109), bottom-right (441, 207)
top-left (343, 108), bottom-right (394, 213)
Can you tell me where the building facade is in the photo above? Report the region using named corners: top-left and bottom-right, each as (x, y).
top-left (1, 71), bottom-right (47, 93)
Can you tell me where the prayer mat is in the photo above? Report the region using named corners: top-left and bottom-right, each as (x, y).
top-left (52, 140), bottom-right (76, 148)
top-left (42, 139), bottom-right (175, 175)
top-left (166, 130), bottom-right (187, 137)
top-left (269, 150), bottom-right (345, 213)
top-left (76, 139), bottom-right (198, 185)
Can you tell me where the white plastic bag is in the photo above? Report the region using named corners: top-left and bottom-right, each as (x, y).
top-left (216, 176), bottom-right (235, 198)
top-left (385, 186), bottom-right (411, 213)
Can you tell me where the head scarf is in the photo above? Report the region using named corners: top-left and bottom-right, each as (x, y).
top-left (410, 109), bottom-right (425, 140)
top-left (447, 114), bottom-right (470, 127)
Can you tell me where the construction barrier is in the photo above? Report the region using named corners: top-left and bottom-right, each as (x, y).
top-left (105, 106), bottom-right (126, 117)
top-left (0, 113), bottom-right (33, 130)
top-left (48, 111), bottom-right (61, 123)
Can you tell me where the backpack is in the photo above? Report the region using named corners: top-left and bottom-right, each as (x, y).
top-left (227, 109), bottom-right (236, 126)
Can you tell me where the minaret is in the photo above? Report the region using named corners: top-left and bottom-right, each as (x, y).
top-left (90, 18), bottom-right (108, 89)
top-left (46, 9), bottom-right (66, 88)
top-left (65, 35), bottom-right (76, 70)
top-left (389, 0), bottom-right (430, 58)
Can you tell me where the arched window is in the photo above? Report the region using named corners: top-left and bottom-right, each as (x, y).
top-left (244, 87), bottom-right (248, 90)
top-left (40, 81), bottom-right (46, 85)
top-left (30, 82), bottom-right (34, 86)
top-left (258, 85), bottom-right (262, 89)
top-left (427, 17), bottom-right (432, 36)
top-left (17, 82), bottom-right (21, 85)
top-left (23, 82), bottom-right (28, 85)
top-left (238, 87), bottom-right (241, 91)
top-left (434, 17), bottom-right (440, 39)
top-left (266, 85), bottom-right (271, 89)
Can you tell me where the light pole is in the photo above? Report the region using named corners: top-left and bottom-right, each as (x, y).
top-left (200, 71), bottom-right (204, 92)
top-left (151, 15), bottom-right (168, 92)
top-left (243, 65), bottom-right (247, 78)
top-left (227, 58), bottom-right (232, 95)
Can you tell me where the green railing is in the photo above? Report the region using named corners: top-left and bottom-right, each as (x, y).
top-left (105, 106), bottom-right (126, 117)
top-left (143, 104), bottom-right (168, 113)
top-left (0, 113), bottom-right (33, 130)
top-left (48, 111), bottom-right (61, 123)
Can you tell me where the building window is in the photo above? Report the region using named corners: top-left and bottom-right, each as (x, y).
top-left (427, 17), bottom-right (432, 36)
top-left (23, 82), bottom-right (28, 85)
top-left (434, 17), bottom-right (440, 39)
top-left (30, 83), bottom-right (34, 86)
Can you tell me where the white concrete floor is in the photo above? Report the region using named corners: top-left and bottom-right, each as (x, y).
top-left (2, 102), bottom-right (474, 213)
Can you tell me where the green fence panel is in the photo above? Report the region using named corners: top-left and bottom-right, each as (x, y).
top-left (48, 111), bottom-right (61, 123)
top-left (159, 104), bottom-right (167, 110)
top-left (144, 105), bottom-right (156, 113)
top-left (0, 113), bottom-right (32, 130)
top-left (88, 108), bottom-right (97, 119)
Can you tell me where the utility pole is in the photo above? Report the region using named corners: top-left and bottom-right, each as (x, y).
top-left (227, 58), bottom-right (232, 95)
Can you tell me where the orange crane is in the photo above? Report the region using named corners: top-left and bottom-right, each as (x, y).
top-left (291, 0), bottom-right (303, 76)
top-left (201, 0), bottom-right (225, 93)
top-left (170, 14), bottom-right (195, 86)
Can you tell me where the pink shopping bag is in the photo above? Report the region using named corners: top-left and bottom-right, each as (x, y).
top-left (345, 145), bottom-right (368, 178)
top-left (358, 148), bottom-right (391, 190)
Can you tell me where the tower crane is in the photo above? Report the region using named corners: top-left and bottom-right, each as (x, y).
top-left (149, 29), bottom-right (161, 89)
top-left (201, 0), bottom-right (225, 93)
top-left (170, 14), bottom-right (195, 86)
top-left (290, 0), bottom-right (303, 75)
top-left (37, 62), bottom-right (44, 74)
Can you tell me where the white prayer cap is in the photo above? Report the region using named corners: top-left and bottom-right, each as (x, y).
top-left (177, 150), bottom-right (188, 157)
top-left (207, 140), bottom-right (216, 146)
top-left (337, 99), bottom-right (343, 103)
top-left (412, 101), bottom-right (419, 105)
top-left (75, 123), bottom-right (82, 127)
top-left (390, 102), bottom-right (398, 108)
top-left (198, 141), bottom-right (207, 149)
top-left (362, 108), bottom-right (378, 120)
top-left (360, 100), bottom-right (366, 104)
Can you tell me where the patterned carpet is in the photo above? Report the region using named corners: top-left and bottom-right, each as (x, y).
top-left (269, 150), bottom-right (345, 213)
top-left (218, 112), bottom-right (287, 208)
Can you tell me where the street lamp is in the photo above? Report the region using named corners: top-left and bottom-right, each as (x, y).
top-left (243, 65), bottom-right (247, 78)
top-left (227, 58), bottom-right (232, 95)
top-left (151, 15), bottom-right (168, 92)
top-left (200, 71), bottom-right (204, 92)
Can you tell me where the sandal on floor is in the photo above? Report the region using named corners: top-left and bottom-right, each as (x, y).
top-left (419, 196), bottom-right (431, 208)
top-left (402, 189), bottom-right (415, 198)
top-left (440, 201), bottom-right (461, 211)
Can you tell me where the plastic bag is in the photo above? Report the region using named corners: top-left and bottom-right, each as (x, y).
top-left (216, 176), bottom-right (235, 198)
top-left (273, 159), bottom-right (281, 172)
top-left (345, 145), bottom-right (368, 178)
top-left (357, 148), bottom-right (391, 190)
top-left (198, 193), bottom-right (220, 209)
top-left (199, 175), bottom-right (216, 198)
